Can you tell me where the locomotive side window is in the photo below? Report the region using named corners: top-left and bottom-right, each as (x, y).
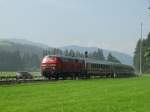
top-left (106, 65), bottom-right (108, 69)
top-left (100, 64), bottom-right (102, 69)
top-left (61, 57), bottom-right (69, 62)
top-left (97, 64), bottom-right (99, 68)
top-left (75, 59), bottom-right (78, 63)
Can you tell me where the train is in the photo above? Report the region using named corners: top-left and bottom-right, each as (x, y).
top-left (40, 55), bottom-right (135, 80)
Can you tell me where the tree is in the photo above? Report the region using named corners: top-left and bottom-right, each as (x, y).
top-left (89, 49), bottom-right (105, 60)
top-left (97, 48), bottom-right (105, 60)
top-left (0, 51), bottom-right (23, 71)
top-left (64, 49), bottom-right (69, 56)
top-left (107, 52), bottom-right (121, 63)
top-left (134, 39), bottom-right (142, 72)
top-left (145, 47), bottom-right (150, 64)
top-left (69, 49), bottom-right (75, 57)
top-left (134, 32), bottom-right (150, 73)
top-left (75, 51), bottom-right (82, 57)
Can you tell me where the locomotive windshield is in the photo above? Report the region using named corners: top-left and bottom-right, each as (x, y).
top-left (42, 56), bottom-right (56, 63)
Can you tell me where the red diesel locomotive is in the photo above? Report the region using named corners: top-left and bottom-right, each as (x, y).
top-left (41, 55), bottom-right (135, 80)
top-left (41, 55), bottom-right (85, 80)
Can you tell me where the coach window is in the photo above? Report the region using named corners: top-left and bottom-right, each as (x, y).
top-left (102, 65), bottom-right (104, 69)
top-left (61, 58), bottom-right (65, 62)
top-left (93, 64), bottom-right (95, 68)
top-left (92, 64), bottom-right (94, 69)
top-left (100, 64), bottom-right (102, 69)
top-left (88, 63), bottom-right (90, 69)
top-left (109, 65), bottom-right (110, 69)
top-left (108, 65), bottom-right (109, 69)
top-left (75, 59), bottom-right (78, 63)
top-left (104, 65), bottom-right (106, 69)
top-left (62, 58), bottom-right (65, 62)
top-left (65, 58), bottom-right (68, 62)
top-left (103, 65), bottom-right (105, 69)
top-left (106, 65), bottom-right (108, 69)
top-left (92, 64), bottom-right (94, 68)
top-left (89, 64), bottom-right (91, 69)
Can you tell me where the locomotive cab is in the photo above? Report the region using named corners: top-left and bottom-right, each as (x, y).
top-left (41, 55), bottom-right (61, 79)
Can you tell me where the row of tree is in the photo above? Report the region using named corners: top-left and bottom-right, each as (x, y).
top-left (134, 32), bottom-right (150, 73)
top-left (0, 48), bottom-right (121, 71)
top-left (0, 51), bottom-right (40, 71)
top-left (43, 48), bottom-right (121, 63)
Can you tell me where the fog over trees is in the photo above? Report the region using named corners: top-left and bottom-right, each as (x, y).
top-left (0, 45), bottom-right (121, 71)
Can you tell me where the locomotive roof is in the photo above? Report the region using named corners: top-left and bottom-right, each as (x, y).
top-left (85, 58), bottom-right (134, 68)
top-left (45, 55), bottom-right (84, 60)
top-left (85, 58), bottom-right (113, 65)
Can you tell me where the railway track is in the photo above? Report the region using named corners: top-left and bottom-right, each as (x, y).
top-left (0, 76), bottom-right (49, 85)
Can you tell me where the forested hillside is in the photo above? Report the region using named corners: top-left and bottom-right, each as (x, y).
top-left (0, 39), bottom-right (127, 71)
top-left (60, 45), bottom-right (133, 65)
top-left (0, 40), bottom-right (43, 71)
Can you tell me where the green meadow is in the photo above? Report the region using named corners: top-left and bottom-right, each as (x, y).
top-left (0, 75), bottom-right (150, 112)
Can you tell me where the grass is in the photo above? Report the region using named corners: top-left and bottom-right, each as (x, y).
top-left (0, 75), bottom-right (150, 112)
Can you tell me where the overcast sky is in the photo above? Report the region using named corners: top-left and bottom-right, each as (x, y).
top-left (0, 0), bottom-right (150, 55)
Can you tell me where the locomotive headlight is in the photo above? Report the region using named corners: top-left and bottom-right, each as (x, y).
top-left (52, 66), bottom-right (56, 70)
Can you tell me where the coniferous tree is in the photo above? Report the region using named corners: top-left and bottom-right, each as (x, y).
top-left (107, 52), bottom-right (121, 63)
top-left (134, 32), bottom-right (150, 73)
top-left (64, 49), bottom-right (69, 56)
top-left (97, 48), bottom-right (105, 60)
top-left (69, 49), bottom-right (75, 57)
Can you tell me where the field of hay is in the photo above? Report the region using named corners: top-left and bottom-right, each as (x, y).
top-left (0, 75), bottom-right (150, 112)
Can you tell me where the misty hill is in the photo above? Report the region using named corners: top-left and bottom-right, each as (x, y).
top-left (0, 38), bottom-right (49, 49)
top-left (0, 39), bottom-right (133, 65)
top-left (0, 39), bottom-right (44, 58)
top-left (60, 45), bottom-right (133, 65)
